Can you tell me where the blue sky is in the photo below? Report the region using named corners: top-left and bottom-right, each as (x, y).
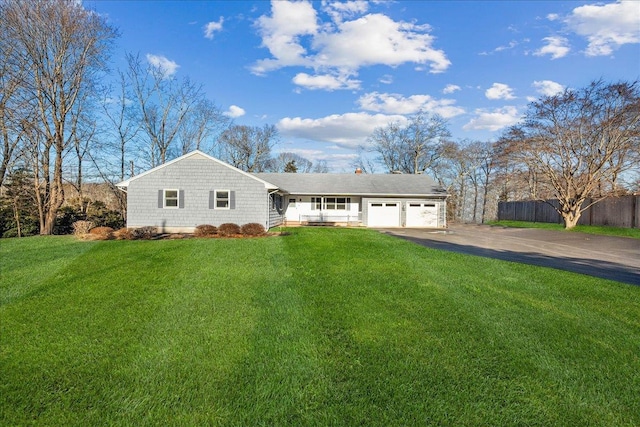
top-left (93, 0), bottom-right (640, 171)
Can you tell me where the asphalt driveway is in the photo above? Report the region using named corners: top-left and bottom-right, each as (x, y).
top-left (380, 224), bottom-right (640, 286)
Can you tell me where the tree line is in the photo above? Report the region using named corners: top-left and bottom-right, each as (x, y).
top-left (1, 1), bottom-right (638, 237)
top-left (362, 80), bottom-right (640, 229)
top-left (0, 0), bottom-right (326, 237)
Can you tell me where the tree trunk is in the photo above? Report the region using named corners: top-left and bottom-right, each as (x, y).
top-left (12, 200), bottom-right (22, 238)
top-left (480, 181), bottom-right (490, 223)
top-left (560, 201), bottom-right (582, 229)
top-left (41, 151), bottom-right (65, 235)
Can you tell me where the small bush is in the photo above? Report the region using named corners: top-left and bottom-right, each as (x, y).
top-left (72, 220), bottom-right (94, 236)
top-left (241, 223), bottom-right (266, 236)
top-left (89, 226), bottom-right (114, 240)
top-left (132, 226), bottom-right (157, 240)
top-left (218, 223), bottom-right (241, 237)
top-left (113, 228), bottom-right (134, 240)
top-left (194, 224), bottom-right (217, 237)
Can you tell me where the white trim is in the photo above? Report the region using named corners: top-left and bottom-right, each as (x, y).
top-left (214, 189), bottom-right (230, 210)
top-left (278, 192), bottom-right (446, 197)
top-left (116, 150), bottom-right (279, 190)
top-left (163, 189), bottom-right (179, 209)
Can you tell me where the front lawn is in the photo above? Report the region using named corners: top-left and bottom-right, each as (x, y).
top-left (1, 228), bottom-right (639, 426)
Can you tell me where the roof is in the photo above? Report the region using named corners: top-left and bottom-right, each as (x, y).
top-left (116, 150), bottom-right (278, 190)
top-left (253, 173), bottom-right (447, 197)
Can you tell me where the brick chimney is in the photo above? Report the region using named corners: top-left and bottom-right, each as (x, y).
top-left (355, 168), bottom-right (363, 175)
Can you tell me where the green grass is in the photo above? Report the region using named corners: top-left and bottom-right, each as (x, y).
top-left (1, 229), bottom-right (639, 426)
top-left (489, 220), bottom-right (640, 239)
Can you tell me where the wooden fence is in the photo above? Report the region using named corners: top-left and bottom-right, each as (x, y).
top-left (498, 195), bottom-right (640, 228)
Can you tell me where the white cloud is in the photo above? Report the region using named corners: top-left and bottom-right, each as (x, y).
top-left (322, 0), bottom-right (369, 23)
top-left (252, 1), bottom-right (450, 81)
top-left (534, 36), bottom-right (570, 59)
top-left (312, 13), bottom-right (450, 73)
top-left (379, 74), bottom-right (393, 84)
top-left (485, 83), bottom-right (516, 100)
top-left (357, 92), bottom-right (465, 118)
top-left (532, 80), bottom-right (565, 97)
top-left (277, 112), bottom-right (407, 149)
top-left (146, 54), bottom-right (179, 77)
top-left (442, 84), bottom-right (461, 94)
top-left (284, 147), bottom-right (358, 167)
top-left (479, 39), bottom-right (521, 56)
top-left (251, 1), bottom-right (318, 74)
top-left (204, 17), bottom-right (224, 39)
top-left (463, 106), bottom-right (521, 132)
top-left (224, 105), bottom-right (246, 118)
top-left (566, 0), bottom-right (640, 56)
top-left (292, 72), bottom-right (361, 90)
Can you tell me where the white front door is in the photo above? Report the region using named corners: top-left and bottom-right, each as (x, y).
top-left (285, 198), bottom-right (299, 222)
top-left (367, 202), bottom-right (401, 227)
top-left (406, 203), bottom-right (438, 227)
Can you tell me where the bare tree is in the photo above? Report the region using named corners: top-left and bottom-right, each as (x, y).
top-left (1, 0), bottom-right (117, 234)
top-left (311, 160), bottom-right (329, 173)
top-left (369, 112), bottom-right (451, 174)
top-left (178, 98), bottom-right (228, 155)
top-left (126, 53), bottom-right (203, 166)
top-left (268, 152), bottom-right (313, 173)
top-left (0, 12), bottom-right (29, 188)
top-left (368, 120), bottom-right (405, 173)
top-left (219, 124), bottom-right (278, 172)
top-left (100, 70), bottom-right (140, 181)
top-left (477, 141), bottom-right (497, 223)
top-left (500, 80), bottom-right (640, 228)
top-left (352, 145), bottom-right (378, 174)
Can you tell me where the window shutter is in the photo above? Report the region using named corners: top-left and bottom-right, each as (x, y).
top-left (178, 190), bottom-right (184, 209)
top-left (230, 191), bottom-right (236, 210)
top-left (209, 191), bottom-right (215, 209)
top-left (158, 190), bottom-right (163, 208)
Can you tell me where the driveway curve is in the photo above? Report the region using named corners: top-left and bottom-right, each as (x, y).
top-left (380, 224), bottom-right (640, 286)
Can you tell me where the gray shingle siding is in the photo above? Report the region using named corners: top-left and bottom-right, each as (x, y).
top-left (268, 194), bottom-right (284, 228)
top-left (126, 154), bottom-right (269, 231)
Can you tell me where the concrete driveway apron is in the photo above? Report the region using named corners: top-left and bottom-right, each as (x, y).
top-left (381, 224), bottom-right (640, 286)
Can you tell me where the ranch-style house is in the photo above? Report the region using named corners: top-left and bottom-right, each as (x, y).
top-left (117, 150), bottom-right (448, 232)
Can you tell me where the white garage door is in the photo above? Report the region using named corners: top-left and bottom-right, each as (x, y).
top-left (368, 202), bottom-right (401, 227)
top-left (406, 203), bottom-right (438, 227)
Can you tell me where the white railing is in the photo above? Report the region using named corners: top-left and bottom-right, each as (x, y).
top-left (300, 213), bottom-right (362, 224)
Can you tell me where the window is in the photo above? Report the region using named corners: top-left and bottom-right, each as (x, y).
top-left (164, 189), bottom-right (179, 208)
top-left (337, 197), bottom-right (349, 210)
top-left (325, 197), bottom-right (336, 210)
top-left (289, 198), bottom-right (296, 208)
top-left (215, 190), bottom-right (230, 209)
top-left (311, 197), bottom-right (321, 210)
top-left (324, 197), bottom-right (350, 210)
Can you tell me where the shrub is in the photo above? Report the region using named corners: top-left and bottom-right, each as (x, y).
top-left (241, 223), bottom-right (266, 236)
top-left (72, 220), bottom-right (94, 236)
top-left (89, 226), bottom-right (114, 240)
top-left (113, 227), bottom-right (134, 240)
top-left (194, 224), bottom-right (217, 237)
top-left (132, 226), bottom-right (157, 240)
top-left (218, 223), bottom-right (241, 237)
top-left (59, 208), bottom-right (87, 235)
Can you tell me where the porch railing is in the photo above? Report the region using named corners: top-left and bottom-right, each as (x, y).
top-left (300, 213), bottom-right (362, 225)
